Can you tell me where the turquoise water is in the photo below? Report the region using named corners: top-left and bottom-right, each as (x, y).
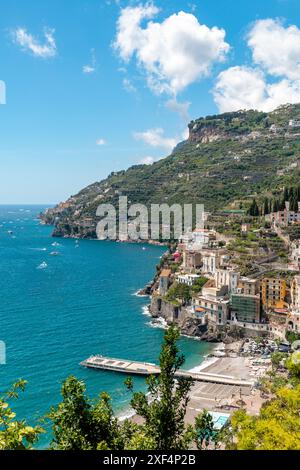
top-left (0, 205), bottom-right (213, 447)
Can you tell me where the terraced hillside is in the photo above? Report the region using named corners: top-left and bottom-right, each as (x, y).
top-left (41, 104), bottom-right (300, 239)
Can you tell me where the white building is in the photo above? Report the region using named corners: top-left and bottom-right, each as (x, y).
top-left (180, 229), bottom-right (215, 251)
top-left (289, 119), bottom-right (300, 128)
top-left (201, 249), bottom-right (226, 275)
top-left (289, 241), bottom-right (300, 271)
top-left (215, 269), bottom-right (240, 293)
top-left (177, 274), bottom-right (201, 287)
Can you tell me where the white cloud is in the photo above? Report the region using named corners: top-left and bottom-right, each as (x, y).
top-left (123, 78), bottom-right (137, 93)
top-left (12, 27), bottom-right (57, 58)
top-left (139, 156), bottom-right (155, 165)
top-left (83, 65), bottom-right (95, 74)
top-left (83, 49), bottom-right (96, 74)
top-left (114, 4), bottom-right (230, 95)
top-left (134, 128), bottom-right (177, 152)
top-left (248, 19), bottom-right (300, 80)
top-left (96, 138), bottom-right (107, 146)
top-left (165, 99), bottom-right (190, 121)
top-left (213, 18), bottom-right (300, 113)
top-left (214, 66), bottom-right (300, 113)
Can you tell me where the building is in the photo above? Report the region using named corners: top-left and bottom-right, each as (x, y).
top-left (158, 269), bottom-right (172, 296)
top-left (289, 241), bottom-right (300, 271)
top-left (194, 289), bottom-right (230, 327)
top-left (193, 279), bottom-right (230, 326)
top-left (289, 119), bottom-right (300, 128)
top-left (260, 278), bottom-right (287, 310)
top-left (238, 277), bottom-right (259, 296)
top-left (268, 207), bottom-right (300, 227)
top-left (182, 249), bottom-right (202, 270)
top-left (201, 279), bottom-right (228, 299)
top-left (215, 269), bottom-right (239, 293)
top-left (177, 273), bottom-right (200, 287)
top-left (291, 275), bottom-right (300, 310)
top-left (201, 249), bottom-right (226, 275)
top-left (180, 229), bottom-right (215, 251)
top-left (286, 312), bottom-right (300, 334)
top-left (231, 294), bottom-right (261, 323)
top-left (241, 223), bottom-right (251, 235)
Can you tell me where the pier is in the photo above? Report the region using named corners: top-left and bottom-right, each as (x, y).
top-left (80, 355), bottom-right (254, 388)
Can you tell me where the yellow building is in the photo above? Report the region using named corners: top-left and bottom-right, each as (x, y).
top-left (260, 278), bottom-right (287, 310)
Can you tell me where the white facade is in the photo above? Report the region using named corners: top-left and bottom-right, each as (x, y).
top-left (215, 269), bottom-right (239, 293)
top-left (177, 274), bottom-right (200, 287)
top-left (289, 119), bottom-right (300, 128)
top-left (201, 250), bottom-right (225, 275)
top-left (289, 241), bottom-right (300, 271)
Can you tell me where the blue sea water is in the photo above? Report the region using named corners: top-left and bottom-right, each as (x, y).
top-left (0, 205), bottom-right (213, 447)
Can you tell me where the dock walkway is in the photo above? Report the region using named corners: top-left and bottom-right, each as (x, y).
top-left (80, 355), bottom-right (254, 388)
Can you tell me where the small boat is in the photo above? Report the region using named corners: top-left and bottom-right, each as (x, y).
top-left (51, 242), bottom-right (61, 247)
top-left (49, 251), bottom-right (60, 256)
top-left (37, 262), bottom-right (48, 270)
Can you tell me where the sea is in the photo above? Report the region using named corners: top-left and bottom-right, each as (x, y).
top-left (0, 205), bottom-right (214, 447)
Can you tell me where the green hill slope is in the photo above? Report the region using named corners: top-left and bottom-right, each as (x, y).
top-left (41, 104), bottom-right (300, 239)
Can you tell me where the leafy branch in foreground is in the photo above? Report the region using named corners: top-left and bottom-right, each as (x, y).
top-left (224, 350), bottom-right (300, 450)
top-left (0, 380), bottom-right (44, 450)
top-left (125, 326), bottom-right (195, 450)
top-left (48, 376), bottom-right (122, 450)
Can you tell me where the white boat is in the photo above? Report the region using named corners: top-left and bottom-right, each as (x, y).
top-left (37, 262), bottom-right (48, 270)
top-left (49, 251), bottom-right (60, 256)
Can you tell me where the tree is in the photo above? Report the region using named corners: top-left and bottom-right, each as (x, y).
top-left (194, 410), bottom-right (219, 450)
top-left (165, 283), bottom-right (191, 305)
top-left (263, 198), bottom-right (270, 215)
top-left (283, 186), bottom-right (289, 202)
top-left (228, 386), bottom-right (300, 450)
top-left (290, 196), bottom-right (299, 213)
top-left (249, 199), bottom-right (259, 216)
top-left (286, 351), bottom-right (300, 379)
top-left (48, 376), bottom-right (121, 450)
top-left (279, 196), bottom-right (286, 211)
top-left (191, 277), bottom-right (208, 294)
top-left (271, 352), bottom-right (287, 371)
top-left (125, 326), bottom-right (194, 450)
top-left (0, 380), bottom-right (43, 450)
top-left (273, 199), bottom-right (279, 213)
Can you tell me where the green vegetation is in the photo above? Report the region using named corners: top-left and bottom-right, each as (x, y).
top-left (0, 380), bottom-right (43, 450)
top-left (249, 183), bottom-right (300, 216)
top-left (165, 282), bottom-right (192, 305)
top-left (125, 327), bottom-right (194, 450)
top-left (225, 352), bottom-right (300, 450)
top-left (42, 104), bottom-right (300, 238)
top-left (2, 327), bottom-right (300, 450)
top-left (191, 277), bottom-right (209, 293)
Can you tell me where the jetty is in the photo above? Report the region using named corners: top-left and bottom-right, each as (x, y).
top-left (80, 355), bottom-right (254, 388)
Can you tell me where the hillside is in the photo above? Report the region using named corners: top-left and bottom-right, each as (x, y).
top-left (41, 104), bottom-right (300, 239)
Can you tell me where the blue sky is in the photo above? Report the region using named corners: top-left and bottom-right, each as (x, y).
top-left (0, 0), bottom-right (300, 204)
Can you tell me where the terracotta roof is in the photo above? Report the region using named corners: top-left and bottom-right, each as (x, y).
top-left (160, 269), bottom-right (171, 277)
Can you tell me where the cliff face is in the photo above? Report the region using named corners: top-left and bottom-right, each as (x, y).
top-left (41, 104), bottom-right (300, 240)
